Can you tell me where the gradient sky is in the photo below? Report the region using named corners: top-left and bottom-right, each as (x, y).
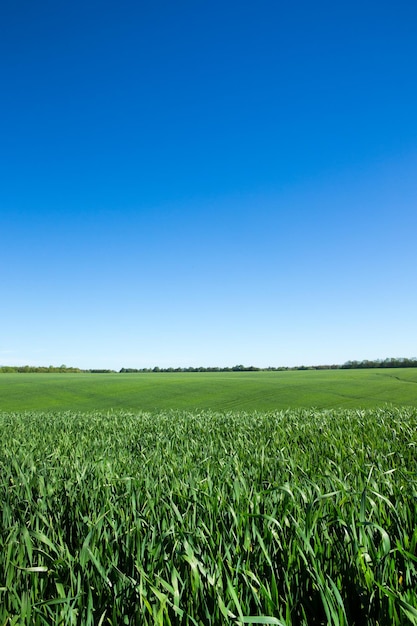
top-left (1, 0), bottom-right (416, 369)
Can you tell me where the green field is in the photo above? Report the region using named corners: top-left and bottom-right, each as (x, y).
top-left (1, 368), bottom-right (417, 411)
top-left (2, 370), bottom-right (417, 624)
top-left (1, 407), bottom-right (417, 624)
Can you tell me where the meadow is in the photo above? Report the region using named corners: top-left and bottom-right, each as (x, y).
top-left (1, 371), bottom-right (417, 624)
top-left (1, 407), bottom-right (417, 625)
top-left (1, 368), bottom-right (417, 411)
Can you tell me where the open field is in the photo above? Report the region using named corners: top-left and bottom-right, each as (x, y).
top-left (2, 370), bottom-right (417, 623)
top-left (1, 368), bottom-right (417, 411)
top-left (1, 407), bottom-right (417, 624)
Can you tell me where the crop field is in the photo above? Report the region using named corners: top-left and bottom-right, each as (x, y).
top-left (1, 368), bottom-right (417, 412)
top-left (1, 406), bottom-right (417, 625)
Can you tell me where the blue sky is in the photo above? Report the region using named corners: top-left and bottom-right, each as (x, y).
top-left (1, 0), bottom-right (416, 369)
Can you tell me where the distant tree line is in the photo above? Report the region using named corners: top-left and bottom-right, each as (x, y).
top-left (120, 358), bottom-right (417, 373)
top-left (0, 365), bottom-right (116, 374)
top-left (339, 357), bottom-right (417, 369)
top-left (1, 357), bottom-right (416, 374)
top-left (119, 365), bottom-right (262, 373)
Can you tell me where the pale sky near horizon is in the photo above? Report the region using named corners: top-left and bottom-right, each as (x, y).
top-left (1, 0), bottom-right (416, 370)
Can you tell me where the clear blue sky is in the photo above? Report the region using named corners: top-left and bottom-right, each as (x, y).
top-left (1, 0), bottom-right (416, 369)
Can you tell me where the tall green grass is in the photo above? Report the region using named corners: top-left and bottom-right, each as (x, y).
top-left (1, 407), bottom-right (417, 624)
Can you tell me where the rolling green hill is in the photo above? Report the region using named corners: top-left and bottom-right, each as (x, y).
top-left (1, 368), bottom-right (417, 412)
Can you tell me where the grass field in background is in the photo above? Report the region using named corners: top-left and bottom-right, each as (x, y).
top-left (1, 368), bottom-right (417, 411)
